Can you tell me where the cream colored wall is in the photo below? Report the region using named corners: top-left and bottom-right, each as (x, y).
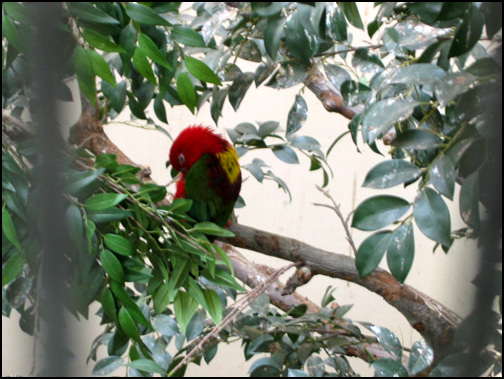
top-left (2, 3), bottom-right (481, 377)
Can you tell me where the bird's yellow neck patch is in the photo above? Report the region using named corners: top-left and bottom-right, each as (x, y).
top-left (216, 146), bottom-right (240, 184)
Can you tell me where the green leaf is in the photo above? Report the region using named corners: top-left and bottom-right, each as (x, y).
top-left (82, 29), bottom-right (126, 53)
top-left (352, 196), bottom-right (410, 231)
top-left (125, 359), bottom-right (166, 375)
top-left (174, 290), bottom-right (198, 335)
top-left (413, 187), bottom-right (451, 247)
top-left (152, 283), bottom-right (172, 314)
top-left (285, 10), bottom-right (317, 65)
top-left (100, 287), bottom-right (117, 323)
top-left (459, 171), bottom-right (480, 229)
top-left (176, 72), bottom-right (196, 114)
top-left (352, 47), bottom-right (384, 74)
top-left (190, 222), bottom-right (235, 237)
top-left (92, 356), bottom-right (124, 376)
top-left (85, 193), bottom-right (128, 211)
top-left (2, 251), bottom-right (26, 286)
top-left (203, 289), bottom-right (223, 324)
top-left (408, 339), bottom-right (433, 375)
top-left (100, 249), bottom-right (124, 283)
top-left (212, 244), bottom-right (234, 276)
top-left (67, 2), bottom-right (119, 25)
top-left (265, 14), bottom-right (287, 60)
top-left (184, 56), bottom-right (221, 85)
top-left (355, 231), bottom-right (392, 279)
top-left (2, 208), bottom-right (22, 252)
top-left (118, 307), bottom-right (141, 342)
top-left (290, 135), bottom-right (321, 151)
top-left (338, 2), bottom-right (364, 30)
top-left (363, 99), bottom-right (419, 144)
top-left (2, 15), bottom-right (23, 52)
top-left (286, 95), bottom-right (308, 136)
top-left (65, 204), bottom-right (85, 252)
top-left (133, 49), bottom-right (156, 85)
top-left (124, 3), bottom-right (171, 26)
top-left (104, 234), bottom-right (134, 256)
top-left (138, 33), bottom-right (172, 71)
top-left (152, 314), bottom-right (179, 337)
top-left (167, 198), bottom-right (193, 214)
top-left (102, 80), bottom-right (126, 113)
top-left (324, 64), bottom-right (351, 91)
top-left (387, 64), bottom-right (446, 84)
top-left (171, 26), bottom-right (205, 47)
top-left (249, 357), bottom-right (282, 376)
top-left (110, 282), bottom-right (152, 328)
top-left (265, 62), bottom-right (308, 89)
top-left (387, 222), bottom-right (414, 283)
top-left (87, 49), bottom-right (116, 87)
top-left (449, 4), bottom-right (484, 57)
top-left (327, 5), bottom-right (348, 41)
top-left (229, 72), bottom-right (254, 111)
top-left (168, 258), bottom-right (190, 294)
top-left (363, 160), bottom-right (421, 189)
top-left (372, 358), bottom-right (409, 377)
top-left (392, 129), bottom-right (439, 150)
top-left (87, 208), bottom-right (133, 224)
top-left (73, 45), bottom-right (96, 106)
top-left (429, 154), bottom-right (455, 200)
top-left (272, 145), bottom-right (300, 164)
top-left (138, 183), bottom-right (167, 203)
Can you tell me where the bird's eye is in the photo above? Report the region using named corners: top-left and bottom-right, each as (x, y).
top-left (178, 153), bottom-right (185, 166)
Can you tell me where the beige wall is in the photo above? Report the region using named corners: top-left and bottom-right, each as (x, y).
top-left (2, 3), bottom-right (481, 376)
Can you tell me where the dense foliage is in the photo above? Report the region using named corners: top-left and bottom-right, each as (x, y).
top-left (2, 2), bottom-right (501, 376)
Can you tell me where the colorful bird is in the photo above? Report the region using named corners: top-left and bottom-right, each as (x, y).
top-left (169, 125), bottom-right (241, 228)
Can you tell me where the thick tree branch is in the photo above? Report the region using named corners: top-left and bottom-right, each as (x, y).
top-left (223, 223), bottom-right (459, 363)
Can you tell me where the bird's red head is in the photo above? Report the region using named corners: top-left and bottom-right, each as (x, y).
top-left (169, 125), bottom-right (230, 173)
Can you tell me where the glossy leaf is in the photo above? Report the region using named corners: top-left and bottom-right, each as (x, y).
top-left (138, 33), bottom-right (172, 70)
top-left (102, 80), bottom-right (126, 113)
top-left (409, 339), bottom-right (434, 375)
top-left (118, 307), bottom-right (140, 342)
top-left (87, 49), bottom-right (116, 86)
top-left (82, 29), bottom-right (126, 53)
top-left (104, 234), bottom-right (134, 256)
top-left (285, 10), bottom-right (317, 65)
top-left (352, 48), bottom-right (384, 74)
top-left (125, 3), bottom-right (171, 26)
top-left (272, 145), bottom-right (300, 164)
top-left (190, 222), bottom-right (235, 237)
top-left (355, 231), bottom-right (392, 279)
top-left (459, 171), bottom-right (480, 229)
top-left (265, 62), bottom-right (308, 89)
top-left (100, 249), bottom-right (124, 283)
top-left (286, 95), bottom-right (308, 136)
top-left (229, 72), bottom-right (254, 111)
top-left (184, 56), bottom-right (221, 85)
top-left (2, 251), bottom-right (25, 286)
top-left (352, 196), bottom-right (410, 231)
top-left (324, 64), bottom-right (351, 91)
top-left (413, 187), bottom-right (451, 247)
top-left (338, 2), bottom-right (364, 30)
top-left (171, 26), bottom-right (205, 47)
top-left (85, 193), bottom-right (127, 211)
top-left (73, 45), bottom-right (96, 106)
top-left (326, 4), bottom-right (347, 41)
top-left (386, 64), bottom-right (446, 85)
top-left (126, 359), bottom-right (166, 375)
top-left (265, 14), bottom-right (287, 60)
top-left (2, 208), bottom-right (22, 252)
top-left (434, 72), bottom-right (476, 107)
top-left (133, 49), bottom-right (156, 85)
top-left (372, 358), bottom-right (409, 377)
top-left (363, 99), bottom-right (419, 144)
top-left (392, 129), bottom-right (440, 150)
top-left (67, 3), bottom-right (120, 25)
top-left (152, 314), bottom-right (179, 337)
top-left (203, 289), bottom-right (223, 324)
top-left (387, 222), bottom-right (414, 283)
top-left (363, 160), bottom-right (421, 189)
top-left (92, 356), bottom-right (124, 376)
top-left (429, 154), bottom-right (455, 200)
top-left (449, 5), bottom-right (484, 57)
top-left (176, 72), bottom-right (196, 114)
top-left (368, 325), bottom-right (402, 360)
top-left (174, 290), bottom-right (198, 335)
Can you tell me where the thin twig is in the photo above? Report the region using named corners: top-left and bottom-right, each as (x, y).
top-left (168, 262), bottom-right (297, 376)
top-left (314, 186), bottom-right (358, 255)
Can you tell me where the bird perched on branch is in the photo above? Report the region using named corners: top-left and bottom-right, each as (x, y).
top-left (169, 125), bottom-right (241, 228)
